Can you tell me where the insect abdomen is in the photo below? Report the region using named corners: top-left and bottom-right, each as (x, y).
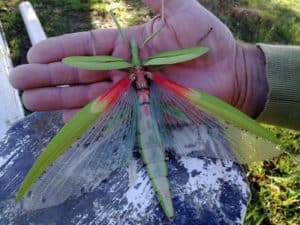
top-left (137, 90), bottom-right (174, 219)
top-left (140, 141), bottom-right (174, 220)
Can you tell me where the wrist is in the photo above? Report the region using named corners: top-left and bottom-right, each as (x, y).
top-left (235, 42), bottom-right (268, 118)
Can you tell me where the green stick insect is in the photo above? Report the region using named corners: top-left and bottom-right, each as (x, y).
top-left (16, 1), bottom-right (285, 220)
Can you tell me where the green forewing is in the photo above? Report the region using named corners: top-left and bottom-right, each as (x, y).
top-left (186, 91), bottom-right (283, 162)
top-left (63, 55), bottom-right (132, 70)
top-left (16, 100), bottom-right (101, 202)
top-left (191, 90), bottom-right (281, 145)
top-left (142, 47), bottom-right (208, 66)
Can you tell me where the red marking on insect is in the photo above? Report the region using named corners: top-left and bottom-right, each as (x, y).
top-left (151, 74), bottom-right (191, 99)
top-left (94, 77), bottom-right (132, 112)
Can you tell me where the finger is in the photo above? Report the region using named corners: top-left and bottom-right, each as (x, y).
top-left (22, 81), bottom-right (113, 111)
top-left (10, 62), bottom-right (112, 90)
top-left (62, 109), bottom-right (80, 123)
top-left (27, 28), bottom-right (119, 63)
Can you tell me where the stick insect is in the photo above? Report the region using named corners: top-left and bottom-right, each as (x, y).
top-left (16, 1), bottom-right (285, 220)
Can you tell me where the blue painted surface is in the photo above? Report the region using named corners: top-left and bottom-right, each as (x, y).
top-left (0, 112), bottom-right (250, 224)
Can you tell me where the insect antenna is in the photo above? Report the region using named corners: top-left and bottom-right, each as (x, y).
top-left (142, 0), bottom-right (165, 46)
top-left (110, 9), bottom-right (130, 49)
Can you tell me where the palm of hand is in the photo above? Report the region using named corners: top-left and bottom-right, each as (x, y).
top-left (10, 0), bottom-right (244, 121)
top-left (133, 0), bottom-right (238, 104)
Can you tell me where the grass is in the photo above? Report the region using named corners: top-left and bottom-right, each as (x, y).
top-left (0, 0), bottom-right (93, 65)
top-left (0, 0), bottom-right (299, 224)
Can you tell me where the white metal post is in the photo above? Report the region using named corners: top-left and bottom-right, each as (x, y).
top-left (19, 1), bottom-right (47, 45)
top-left (0, 23), bottom-right (25, 137)
top-left (0, 1), bottom-right (48, 137)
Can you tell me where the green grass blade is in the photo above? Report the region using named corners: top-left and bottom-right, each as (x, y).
top-left (63, 56), bottom-right (132, 70)
top-left (142, 47), bottom-right (208, 66)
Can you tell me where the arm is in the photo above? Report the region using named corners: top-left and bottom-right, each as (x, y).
top-left (257, 44), bottom-right (300, 130)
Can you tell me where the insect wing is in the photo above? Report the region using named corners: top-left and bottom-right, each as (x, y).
top-left (21, 87), bottom-right (137, 210)
top-left (16, 77), bottom-right (134, 203)
top-left (150, 83), bottom-right (236, 161)
top-left (63, 55), bottom-right (133, 70)
top-left (142, 47), bottom-right (208, 66)
top-left (150, 74), bottom-right (282, 164)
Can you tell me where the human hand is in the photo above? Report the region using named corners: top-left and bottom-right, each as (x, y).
top-left (10, 0), bottom-right (268, 122)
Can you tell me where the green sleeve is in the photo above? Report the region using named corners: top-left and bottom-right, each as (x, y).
top-left (256, 44), bottom-right (300, 130)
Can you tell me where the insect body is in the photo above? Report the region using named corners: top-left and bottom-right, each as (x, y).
top-left (15, 0), bottom-right (287, 215)
top-left (134, 68), bottom-right (174, 218)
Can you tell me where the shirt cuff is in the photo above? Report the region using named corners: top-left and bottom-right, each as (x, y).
top-left (256, 44), bottom-right (300, 130)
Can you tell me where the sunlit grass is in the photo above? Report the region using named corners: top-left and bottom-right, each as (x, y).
top-left (243, 0), bottom-right (300, 43)
top-left (245, 126), bottom-right (300, 225)
top-left (245, 0), bottom-right (300, 16)
top-left (89, 0), bottom-right (150, 29)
